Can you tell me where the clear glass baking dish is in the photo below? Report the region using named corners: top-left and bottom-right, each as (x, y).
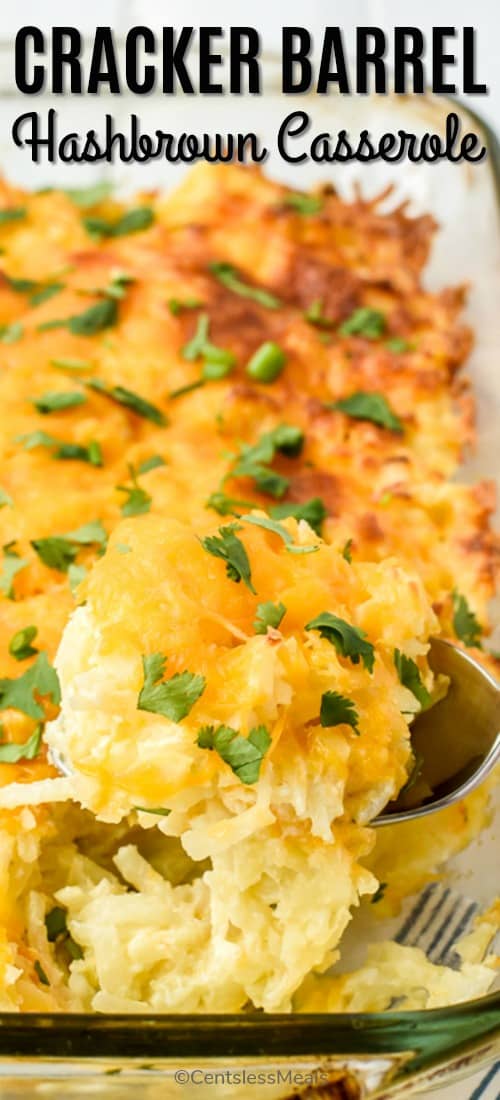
top-left (0, 54), bottom-right (498, 1099)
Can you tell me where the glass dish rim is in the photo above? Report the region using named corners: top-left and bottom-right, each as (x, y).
top-left (0, 79), bottom-right (498, 1061)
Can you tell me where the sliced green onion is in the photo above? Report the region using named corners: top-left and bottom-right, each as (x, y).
top-left (246, 342), bottom-right (286, 384)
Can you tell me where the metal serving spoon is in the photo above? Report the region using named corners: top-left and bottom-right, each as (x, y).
top-left (375, 638), bottom-right (500, 826)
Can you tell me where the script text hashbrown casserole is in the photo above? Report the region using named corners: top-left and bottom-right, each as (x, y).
top-left (0, 164), bottom-right (497, 1012)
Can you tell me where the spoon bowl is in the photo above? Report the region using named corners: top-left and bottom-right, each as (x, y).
top-left (375, 638), bottom-right (500, 826)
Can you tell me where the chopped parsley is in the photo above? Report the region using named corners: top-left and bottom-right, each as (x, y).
top-left (0, 652), bottom-right (60, 719)
top-left (116, 466), bottom-right (152, 517)
top-left (371, 882), bottom-right (387, 904)
top-left (84, 207), bottom-right (154, 239)
top-left (32, 391), bottom-right (87, 415)
top-left (44, 905), bottom-right (83, 960)
top-left (181, 313), bottom-right (236, 379)
top-left (63, 181), bottom-right (114, 208)
top-left (243, 513), bottom-right (319, 555)
top-left (305, 613), bottom-right (375, 672)
top-left (200, 523), bottom-right (256, 592)
top-left (386, 337), bottom-right (411, 353)
top-left (0, 208), bottom-right (26, 226)
top-left (50, 357), bottom-right (93, 373)
top-left (269, 497), bottom-right (327, 537)
top-left (9, 625), bottom-right (38, 661)
top-left (228, 424), bottom-right (304, 500)
top-left (208, 262), bottom-right (281, 309)
top-left (282, 193), bottom-right (323, 215)
top-left (254, 601), bottom-right (286, 634)
top-left (38, 297), bottom-right (118, 336)
top-left (137, 454), bottom-right (166, 474)
top-left (138, 653), bottom-right (206, 722)
top-left (328, 391), bottom-right (403, 433)
top-left (304, 299), bottom-right (333, 328)
top-left (320, 690), bottom-right (359, 731)
top-left (0, 543), bottom-right (28, 600)
top-left (452, 590), bottom-right (482, 648)
top-left (87, 380), bottom-right (167, 426)
top-left (0, 723), bottom-right (43, 763)
top-left (0, 487), bottom-right (12, 509)
top-left (68, 563), bottom-right (87, 594)
top-left (0, 321), bottom-right (23, 344)
top-left (5, 274), bottom-right (65, 307)
top-left (168, 379), bottom-right (206, 400)
top-left (341, 539), bottom-right (353, 563)
top-left (31, 520), bottom-right (107, 574)
top-left (168, 297), bottom-right (203, 316)
top-left (339, 308), bottom-right (386, 339)
top-left (206, 490), bottom-right (256, 517)
top-left (197, 723), bottom-right (271, 784)
top-left (16, 430), bottom-right (103, 466)
top-left (394, 649), bottom-right (431, 708)
top-left (34, 960), bottom-right (50, 985)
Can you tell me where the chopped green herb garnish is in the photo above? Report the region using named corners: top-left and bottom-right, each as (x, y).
top-left (30, 283), bottom-right (65, 307)
top-left (305, 613), bottom-right (375, 672)
top-left (0, 487), bottom-right (12, 509)
top-left (34, 960), bottom-right (50, 985)
top-left (206, 491), bottom-right (256, 517)
top-left (181, 313), bottom-right (236, 378)
top-left (5, 274), bottom-right (64, 307)
top-left (88, 380), bottom-right (167, 426)
top-left (137, 455), bottom-right (166, 475)
top-left (168, 297), bottom-right (203, 316)
top-left (197, 723), bottom-right (271, 784)
top-left (116, 465), bottom-right (152, 517)
top-left (0, 321), bottom-right (23, 344)
top-left (9, 625), bottom-right (38, 661)
top-left (254, 601), bottom-right (286, 635)
top-left (243, 513), bottom-right (319, 555)
top-left (209, 262), bottom-right (281, 309)
top-left (138, 653), bottom-right (206, 722)
top-left (45, 906), bottom-right (67, 941)
top-left (339, 308), bottom-right (386, 339)
top-left (50, 357), bottom-right (92, 373)
top-left (168, 379), bottom-right (205, 400)
top-left (0, 652), bottom-right (60, 719)
top-left (452, 590), bottom-right (482, 648)
top-left (0, 723), bottom-right (42, 762)
top-left (0, 208), bottom-right (26, 226)
top-left (385, 338), bottom-right (411, 353)
top-left (63, 181), bottom-right (114, 208)
top-left (200, 523), bottom-right (256, 592)
top-left (32, 391), bottom-right (87, 415)
top-left (304, 298), bottom-right (333, 328)
top-left (84, 207), bottom-right (154, 239)
top-left (228, 425), bottom-right (303, 500)
top-left (16, 431), bottom-right (102, 466)
top-left (320, 690), bottom-right (359, 731)
top-left (68, 563), bottom-right (87, 594)
top-left (0, 543), bottom-right (28, 600)
top-left (328, 391), bottom-right (403, 433)
top-left (282, 193), bottom-right (323, 215)
top-left (246, 341), bottom-right (286, 383)
top-left (371, 882), bottom-right (387, 904)
top-left (269, 497), bottom-right (327, 537)
top-left (394, 649), bottom-right (431, 708)
top-left (341, 539), bottom-right (353, 563)
top-left (31, 520), bottom-right (107, 573)
top-left (38, 297), bottom-right (118, 336)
